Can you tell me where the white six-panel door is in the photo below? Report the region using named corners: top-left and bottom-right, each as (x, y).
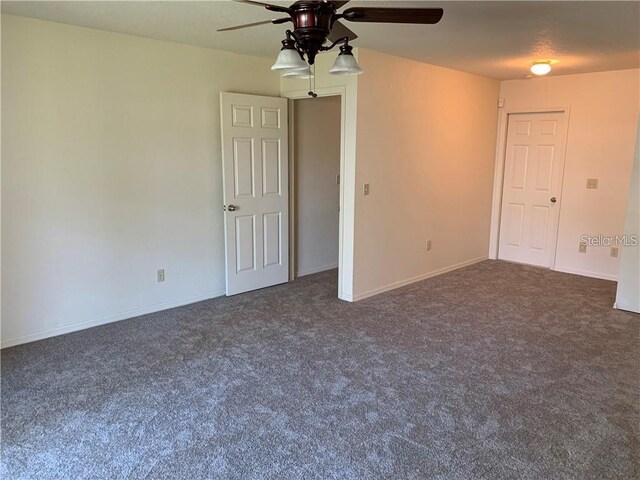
top-left (498, 112), bottom-right (567, 267)
top-left (220, 93), bottom-right (289, 295)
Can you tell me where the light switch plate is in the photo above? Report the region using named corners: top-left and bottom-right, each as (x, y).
top-left (363, 183), bottom-right (370, 196)
top-left (587, 178), bottom-right (598, 189)
top-left (578, 242), bottom-right (587, 254)
top-left (611, 246), bottom-right (619, 258)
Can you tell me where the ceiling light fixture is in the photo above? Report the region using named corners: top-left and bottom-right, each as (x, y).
top-left (271, 35), bottom-right (308, 71)
top-left (271, 30), bottom-right (361, 79)
top-left (282, 66), bottom-right (314, 79)
top-left (328, 43), bottom-right (363, 75)
top-left (530, 61), bottom-right (552, 76)
top-left (219, 1), bottom-right (445, 96)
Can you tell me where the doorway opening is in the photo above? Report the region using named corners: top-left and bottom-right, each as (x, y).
top-left (290, 96), bottom-right (342, 290)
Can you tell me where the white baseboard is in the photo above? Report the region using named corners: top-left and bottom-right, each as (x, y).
top-left (344, 256), bottom-right (488, 302)
top-left (552, 266), bottom-right (618, 282)
top-left (296, 263), bottom-right (339, 278)
top-left (1, 289), bottom-right (226, 349)
top-left (613, 300), bottom-right (640, 314)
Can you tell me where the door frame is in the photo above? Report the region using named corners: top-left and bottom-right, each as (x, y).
top-left (488, 105), bottom-right (571, 269)
top-left (283, 86), bottom-right (346, 293)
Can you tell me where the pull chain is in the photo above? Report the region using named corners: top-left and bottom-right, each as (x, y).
top-left (313, 64), bottom-right (317, 95)
top-left (308, 63), bottom-right (317, 98)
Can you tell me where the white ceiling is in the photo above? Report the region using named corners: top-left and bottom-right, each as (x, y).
top-left (2, 1), bottom-right (638, 80)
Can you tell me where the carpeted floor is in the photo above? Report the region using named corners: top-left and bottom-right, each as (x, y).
top-left (1, 260), bottom-right (638, 479)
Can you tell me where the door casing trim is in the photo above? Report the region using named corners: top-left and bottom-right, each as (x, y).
top-left (488, 105), bottom-right (572, 270)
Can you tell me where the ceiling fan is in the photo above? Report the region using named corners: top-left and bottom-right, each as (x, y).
top-left (218, 0), bottom-right (444, 78)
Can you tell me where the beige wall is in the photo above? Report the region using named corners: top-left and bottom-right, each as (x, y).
top-left (1, 15), bottom-right (280, 347)
top-left (352, 49), bottom-right (500, 299)
top-left (294, 96), bottom-right (341, 277)
top-left (496, 69), bottom-right (640, 280)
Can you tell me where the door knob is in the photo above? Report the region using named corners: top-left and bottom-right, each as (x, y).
top-left (226, 204), bottom-right (238, 212)
top-left (550, 197), bottom-right (557, 203)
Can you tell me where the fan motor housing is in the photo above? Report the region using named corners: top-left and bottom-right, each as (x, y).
top-left (289, 1), bottom-right (337, 64)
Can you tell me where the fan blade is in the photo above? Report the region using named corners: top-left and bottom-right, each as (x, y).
top-left (217, 17), bottom-right (290, 32)
top-left (342, 7), bottom-right (444, 24)
top-left (330, 1), bottom-right (351, 8)
top-left (233, 0), bottom-right (291, 14)
top-left (328, 20), bottom-right (358, 42)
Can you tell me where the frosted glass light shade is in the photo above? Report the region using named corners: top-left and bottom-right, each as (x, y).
top-left (530, 62), bottom-right (551, 75)
top-left (329, 51), bottom-right (362, 75)
top-left (271, 49), bottom-right (307, 71)
top-left (282, 67), bottom-right (314, 79)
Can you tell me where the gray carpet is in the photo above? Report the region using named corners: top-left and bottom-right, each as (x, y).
top-left (1, 260), bottom-right (638, 479)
